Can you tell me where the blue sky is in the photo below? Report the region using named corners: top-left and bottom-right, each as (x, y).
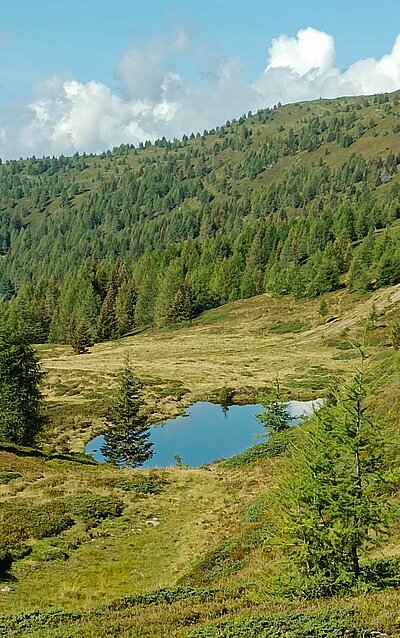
top-left (1, 0), bottom-right (400, 157)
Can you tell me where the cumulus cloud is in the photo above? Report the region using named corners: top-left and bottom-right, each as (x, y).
top-left (3, 27), bottom-right (400, 158)
top-left (267, 27), bottom-right (335, 76)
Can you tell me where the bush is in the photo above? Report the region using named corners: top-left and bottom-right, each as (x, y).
top-left (105, 586), bottom-right (217, 611)
top-left (190, 609), bottom-right (371, 637)
top-left (0, 501), bottom-right (74, 540)
top-left (117, 473), bottom-right (167, 495)
top-left (183, 539), bottom-right (249, 587)
top-left (33, 546), bottom-right (69, 562)
top-left (63, 493), bottom-right (123, 527)
top-left (243, 495), bottom-right (270, 523)
top-left (0, 470), bottom-right (21, 484)
top-left (221, 430), bottom-right (292, 469)
top-left (361, 557), bottom-right (400, 589)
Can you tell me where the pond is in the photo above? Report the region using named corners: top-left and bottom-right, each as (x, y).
top-left (85, 399), bottom-right (323, 468)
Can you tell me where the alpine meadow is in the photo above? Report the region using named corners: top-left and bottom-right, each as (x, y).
top-left (3, 74), bottom-right (400, 638)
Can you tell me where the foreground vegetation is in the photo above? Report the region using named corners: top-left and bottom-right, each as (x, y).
top-left (38, 282), bottom-right (400, 450)
top-left (2, 91), bottom-right (400, 635)
top-left (1, 281), bottom-right (400, 635)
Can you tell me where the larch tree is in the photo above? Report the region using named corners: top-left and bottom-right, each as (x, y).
top-left (270, 369), bottom-right (391, 594)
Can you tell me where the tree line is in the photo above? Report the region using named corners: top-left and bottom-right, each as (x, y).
top-left (1, 93), bottom-right (400, 345)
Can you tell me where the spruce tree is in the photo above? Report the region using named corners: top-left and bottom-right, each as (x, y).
top-left (318, 298), bottom-right (328, 318)
top-left (101, 366), bottom-right (153, 467)
top-left (0, 318), bottom-right (46, 445)
top-left (97, 259), bottom-right (126, 340)
top-left (115, 280), bottom-right (137, 337)
top-left (68, 320), bottom-right (94, 354)
top-left (164, 282), bottom-right (195, 325)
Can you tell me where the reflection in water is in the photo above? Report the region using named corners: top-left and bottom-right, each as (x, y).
top-left (221, 404), bottom-right (230, 419)
top-left (85, 400), bottom-right (322, 469)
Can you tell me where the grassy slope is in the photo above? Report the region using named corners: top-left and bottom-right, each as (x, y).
top-left (39, 283), bottom-right (400, 451)
top-left (0, 287), bottom-right (400, 635)
top-left (5, 91), bottom-right (400, 242)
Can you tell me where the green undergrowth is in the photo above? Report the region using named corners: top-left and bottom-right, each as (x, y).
top-left (116, 473), bottom-right (168, 494)
top-left (0, 470), bottom-right (21, 484)
top-left (220, 430), bottom-right (292, 469)
top-left (189, 608), bottom-right (373, 638)
top-left (0, 597), bottom-right (385, 638)
top-left (268, 319), bottom-right (310, 334)
top-left (0, 494), bottom-right (124, 576)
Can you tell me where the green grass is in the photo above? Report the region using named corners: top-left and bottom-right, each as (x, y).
top-left (1, 283), bottom-right (400, 635)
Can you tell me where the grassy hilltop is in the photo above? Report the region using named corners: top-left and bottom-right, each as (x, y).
top-left (2, 89), bottom-right (400, 346)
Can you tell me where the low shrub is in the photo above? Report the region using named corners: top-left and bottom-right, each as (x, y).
top-left (221, 430), bottom-right (292, 469)
top-left (117, 473), bottom-right (168, 495)
top-left (0, 470), bottom-right (21, 484)
top-left (269, 319), bottom-right (309, 334)
top-left (63, 493), bottom-right (123, 527)
top-left (189, 609), bottom-right (372, 637)
top-left (0, 501), bottom-right (72, 577)
top-left (360, 557), bottom-right (400, 589)
top-left (243, 495), bottom-right (270, 523)
top-left (183, 539), bottom-right (249, 587)
top-left (33, 546), bottom-right (69, 562)
top-left (0, 501), bottom-right (74, 540)
top-left (104, 586), bottom-right (217, 611)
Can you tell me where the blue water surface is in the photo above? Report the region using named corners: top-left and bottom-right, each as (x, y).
top-left (85, 399), bottom-right (322, 468)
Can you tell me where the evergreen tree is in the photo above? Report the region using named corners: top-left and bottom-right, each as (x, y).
top-left (256, 381), bottom-right (293, 435)
top-left (155, 260), bottom-right (186, 327)
top-left (134, 256), bottom-right (160, 327)
top-left (365, 303), bottom-right (378, 330)
top-left (68, 319), bottom-right (94, 354)
top-left (270, 370), bottom-right (391, 594)
top-left (0, 317), bottom-right (46, 445)
top-left (318, 298), bottom-right (329, 318)
top-left (164, 281), bottom-right (195, 325)
top-left (115, 280), bottom-right (137, 336)
top-left (101, 366), bottom-right (153, 467)
top-left (97, 259), bottom-right (126, 340)
top-left (48, 268), bottom-right (100, 343)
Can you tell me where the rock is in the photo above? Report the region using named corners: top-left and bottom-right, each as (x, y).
top-left (1, 586), bottom-right (11, 593)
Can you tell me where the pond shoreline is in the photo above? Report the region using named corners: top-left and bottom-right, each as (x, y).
top-left (85, 399), bottom-right (322, 469)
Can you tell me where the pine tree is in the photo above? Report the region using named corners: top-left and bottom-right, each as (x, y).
top-left (0, 317), bottom-right (46, 445)
top-left (115, 280), bottom-right (137, 337)
top-left (48, 268), bottom-right (100, 343)
top-left (101, 366), bottom-right (153, 467)
top-left (68, 320), bottom-right (94, 354)
top-left (256, 381), bottom-right (293, 436)
top-left (155, 260), bottom-right (185, 327)
top-left (164, 282), bottom-right (195, 325)
top-left (97, 260), bottom-right (126, 340)
top-left (318, 298), bottom-right (329, 318)
top-left (271, 369), bottom-right (391, 594)
top-left (365, 303), bottom-right (378, 330)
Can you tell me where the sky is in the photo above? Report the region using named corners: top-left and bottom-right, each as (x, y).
top-left (1, 0), bottom-right (400, 158)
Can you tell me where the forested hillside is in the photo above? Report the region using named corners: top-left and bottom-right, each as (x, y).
top-left (2, 91), bottom-right (400, 344)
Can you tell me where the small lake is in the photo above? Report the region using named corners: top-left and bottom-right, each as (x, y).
top-left (85, 399), bottom-right (322, 468)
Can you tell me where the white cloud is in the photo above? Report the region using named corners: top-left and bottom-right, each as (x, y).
top-left (267, 27), bottom-right (335, 76)
top-left (2, 27), bottom-right (400, 158)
